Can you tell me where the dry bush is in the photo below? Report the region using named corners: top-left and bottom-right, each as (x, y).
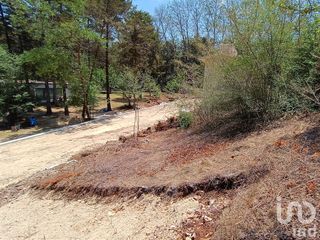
top-left (154, 116), bottom-right (179, 131)
top-left (197, 53), bottom-right (235, 127)
top-left (198, 48), bottom-right (281, 131)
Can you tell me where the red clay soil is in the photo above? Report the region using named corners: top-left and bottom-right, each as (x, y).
top-left (33, 117), bottom-right (269, 198)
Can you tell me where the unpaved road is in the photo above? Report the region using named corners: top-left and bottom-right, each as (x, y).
top-left (0, 193), bottom-right (200, 239)
top-left (0, 102), bottom-right (178, 189)
top-left (0, 102), bottom-right (204, 240)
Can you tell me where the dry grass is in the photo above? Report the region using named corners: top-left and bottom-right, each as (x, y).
top-left (32, 117), bottom-right (265, 199)
top-left (0, 127), bottom-right (42, 140)
top-left (168, 141), bottom-right (229, 165)
top-left (29, 111), bottom-right (320, 239)
top-left (213, 117), bottom-right (320, 239)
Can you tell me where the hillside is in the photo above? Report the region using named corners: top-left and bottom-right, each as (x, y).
top-left (0, 113), bottom-right (316, 239)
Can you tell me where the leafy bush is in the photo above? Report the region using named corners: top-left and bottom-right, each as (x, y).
top-left (165, 73), bottom-right (184, 93)
top-left (143, 74), bottom-right (161, 98)
top-left (198, 0), bottom-right (320, 127)
top-left (69, 64), bottom-right (100, 109)
top-left (109, 65), bottom-right (124, 90)
top-left (0, 83), bottom-right (34, 126)
top-left (0, 46), bottom-right (21, 81)
top-left (285, 41), bottom-right (320, 109)
top-left (178, 111), bottom-right (193, 129)
top-left (117, 70), bottom-right (142, 107)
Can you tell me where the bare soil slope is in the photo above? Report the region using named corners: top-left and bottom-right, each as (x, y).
top-left (30, 114), bottom-right (320, 239)
top-left (2, 112), bottom-right (320, 239)
top-left (33, 118), bottom-right (268, 199)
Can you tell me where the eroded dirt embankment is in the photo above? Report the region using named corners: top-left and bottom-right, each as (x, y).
top-left (22, 117), bottom-right (273, 239)
top-left (31, 117), bottom-right (270, 200)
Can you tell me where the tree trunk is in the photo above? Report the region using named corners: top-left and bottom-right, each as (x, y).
top-left (85, 100), bottom-right (91, 119)
top-left (0, 3), bottom-right (12, 52)
top-left (82, 103), bottom-right (86, 120)
top-left (8, 110), bottom-right (18, 127)
top-left (63, 85), bottom-right (69, 116)
top-left (76, 46), bottom-right (88, 120)
top-left (52, 80), bottom-right (58, 106)
top-left (105, 23), bottom-right (112, 112)
top-left (44, 80), bottom-right (52, 115)
top-left (25, 72), bottom-right (29, 85)
top-left (82, 93), bottom-right (91, 120)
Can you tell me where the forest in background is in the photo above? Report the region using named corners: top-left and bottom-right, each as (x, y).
top-left (0, 0), bottom-right (319, 129)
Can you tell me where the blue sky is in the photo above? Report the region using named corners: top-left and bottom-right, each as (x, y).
top-left (132, 0), bottom-right (170, 15)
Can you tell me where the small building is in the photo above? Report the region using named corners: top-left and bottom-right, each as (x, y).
top-left (29, 81), bottom-right (70, 103)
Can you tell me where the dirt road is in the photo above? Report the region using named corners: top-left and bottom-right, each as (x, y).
top-left (0, 102), bottom-right (205, 240)
top-left (0, 102), bottom-right (178, 189)
top-left (0, 193), bottom-right (200, 239)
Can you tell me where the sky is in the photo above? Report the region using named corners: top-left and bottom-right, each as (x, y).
top-left (132, 0), bottom-right (170, 15)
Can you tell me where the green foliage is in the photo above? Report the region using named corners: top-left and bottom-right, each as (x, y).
top-left (165, 73), bottom-right (184, 93)
top-left (92, 68), bottom-right (105, 88)
top-left (0, 46), bottom-right (33, 126)
top-left (109, 66), bottom-right (123, 90)
top-left (0, 46), bottom-right (21, 80)
top-left (156, 38), bottom-right (206, 92)
top-left (178, 111), bottom-right (193, 129)
top-left (199, 0), bottom-right (320, 127)
top-left (116, 70), bottom-right (161, 106)
top-left (22, 46), bottom-right (72, 80)
top-left (0, 82), bottom-right (34, 126)
top-left (1, 0), bottom-right (318, 128)
top-left (117, 70), bottom-right (142, 106)
top-left (118, 10), bottom-right (160, 73)
top-left (69, 62), bottom-right (100, 108)
top-left (70, 82), bottom-right (99, 108)
top-left (284, 38), bottom-right (320, 109)
top-left (143, 74), bottom-right (161, 97)
top-left (166, 78), bottom-right (181, 93)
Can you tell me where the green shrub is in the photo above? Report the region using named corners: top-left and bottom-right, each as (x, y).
top-left (165, 78), bottom-right (180, 93)
top-left (144, 74), bottom-right (161, 97)
top-left (178, 111), bottom-right (193, 129)
top-left (165, 73), bottom-right (184, 93)
top-left (0, 46), bottom-right (34, 126)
